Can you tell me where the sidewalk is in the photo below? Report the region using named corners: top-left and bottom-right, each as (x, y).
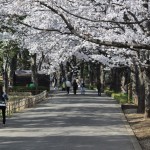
top-left (0, 90), bottom-right (142, 150)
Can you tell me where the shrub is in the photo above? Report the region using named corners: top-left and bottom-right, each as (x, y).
top-left (89, 85), bottom-right (94, 90)
top-left (112, 93), bottom-right (128, 104)
top-left (88, 85), bottom-right (97, 90)
top-left (105, 88), bottom-right (132, 104)
top-left (105, 89), bottom-right (114, 96)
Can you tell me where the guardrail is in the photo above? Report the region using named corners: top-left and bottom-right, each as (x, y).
top-left (5, 90), bottom-right (47, 116)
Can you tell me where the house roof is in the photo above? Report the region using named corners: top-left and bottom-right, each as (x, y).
top-left (15, 70), bottom-right (47, 76)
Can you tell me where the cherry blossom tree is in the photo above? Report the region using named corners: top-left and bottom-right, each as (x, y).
top-left (0, 0), bottom-right (150, 116)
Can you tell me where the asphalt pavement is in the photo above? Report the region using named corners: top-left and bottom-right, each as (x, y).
top-left (0, 90), bottom-right (142, 150)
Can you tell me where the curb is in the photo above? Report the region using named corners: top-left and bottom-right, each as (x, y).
top-left (118, 105), bottom-right (142, 150)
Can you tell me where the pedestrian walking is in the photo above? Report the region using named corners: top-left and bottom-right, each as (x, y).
top-left (62, 81), bottom-right (66, 91)
top-left (72, 79), bottom-right (78, 95)
top-left (0, 86), bottom-right (8, 125)
top-left (80, 80), bottom-right (85, 94)
top-left (66, 80), bottom-right (71, 94)
top-left (53, 77), bottom-right (58, 90)
top-left (61, 77), bottom-right (66, 91)
top-left (96, 80), bottom-right (101, 96)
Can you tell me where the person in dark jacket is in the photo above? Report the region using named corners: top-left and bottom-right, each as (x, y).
top-left (0, 86), bottom-right (8, 125)
top-left (96, 80), bottom-right (101, 96)
top-left (72, 79), bottom-right (78, 95)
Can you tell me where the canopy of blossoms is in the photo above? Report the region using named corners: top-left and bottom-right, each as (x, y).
top-left (0, 0), bottom-right (149, 73)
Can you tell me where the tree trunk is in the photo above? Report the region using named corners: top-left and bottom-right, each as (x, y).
top-left (110, 68), bottom-right (121, 92)
top-left (80, 61), bottom-right (84, 80)
top-left (3, 71), bottom-right (8, 93)
top-left (131, 58), bottom-right (145, 113)
top-left (126, 67), bottom-right (132, 103)
top-left (96, 63), bottom-right (100, 81)
top-left (3, 55), bottom-right (9, 93)
top-left (89, 62), bottom-right (94, 88)
top-left (60, 63), bottom-right (66, 78)
top-left (31, 53), bottom-right (38, 93)
top-left (65, 61), bottom-right (72, 81)
top-left (137, 66), bottom-right (145, 113)
top-left (9, 55), bottom-right (17, 86)
top-left (100, 65), bottom-right (104, 92)
top-left (131, 61), bottom-right (139, 105)
top-left (96, 63), bottom-right (104, 92)
top-left (144, 66), bottom-right (150, 118)
top-left (110, 68), bottom-right (115, 90)
top-left (38, 52), bottom-right (45, 71)
top-left (143, 0), bottom-right (150, 118)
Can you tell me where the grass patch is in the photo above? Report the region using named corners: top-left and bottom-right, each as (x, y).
top-left (105, 89), bottom-right (114, 97)
top-left (105, 88), bottom-right (132, 104)
top-left (87, 85), bottom-right (96, 90)
top-left (112, 93), bottom-right (128, 104)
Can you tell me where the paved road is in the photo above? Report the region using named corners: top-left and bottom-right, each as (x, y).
top-left (0, 90), bottom-right (141, 150)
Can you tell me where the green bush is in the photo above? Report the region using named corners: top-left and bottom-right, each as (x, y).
top-left (88, 85), bottom-right (97, 90)
top-left (89, 85), bottom-right (94, 90)
top-left (105, 89), bottom-right (114, 96)
top-left (112, 93), bottom-right (128, 104)
top-left (105, 88), bottom-right (132, 104)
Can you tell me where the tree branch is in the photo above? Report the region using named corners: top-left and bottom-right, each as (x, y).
top-left (18, 20), bottom-right (72, 35)
top-left (59, 6), bottom-right (147, 25)
top-left (127, 11), bottom-right (145, 33)
top-left (35, 1), bottom-right (150, 51)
